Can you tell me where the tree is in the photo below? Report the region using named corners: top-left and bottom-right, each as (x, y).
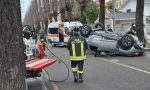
top-left (72, 3), bottom-right (82, 21)
top-left (0, 0), bottom-right (26, 90)
top-left (105, 1), bottom-right (121, 13)
top-left (135, 0), bottom-right (145, 42)
top-left (60, 0), bottom-right (66, 22)
top-left (76, 0), bottom-right (90, 24)
top-left (65, 0), bottom-right (74, 21)
top-left (87, 1), bottom-right (99, 24)
top-left (99, 0), bottom-right (105, 27)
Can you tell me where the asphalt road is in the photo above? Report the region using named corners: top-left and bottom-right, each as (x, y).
top-left (43, 46), bottom-right (150, 90)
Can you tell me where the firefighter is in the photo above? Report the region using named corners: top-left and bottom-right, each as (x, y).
top-left (67, 27), bottom-right (88, 83)
top-left (127, 23), bottom-right (137, 35)
top-left (107, 25), bottom-right (113, 32)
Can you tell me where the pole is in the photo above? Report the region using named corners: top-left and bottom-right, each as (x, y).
top-left (113, 0), bottom-right (115, 31)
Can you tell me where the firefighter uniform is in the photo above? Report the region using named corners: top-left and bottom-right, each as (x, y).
top-left (67, 28), bottom-right (87, 83)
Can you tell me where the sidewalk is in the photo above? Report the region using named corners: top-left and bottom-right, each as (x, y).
top-left (26, 73), bottom-right (54, 90)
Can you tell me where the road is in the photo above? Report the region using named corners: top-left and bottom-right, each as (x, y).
top-left (44, 46), bottom-right (150, 90)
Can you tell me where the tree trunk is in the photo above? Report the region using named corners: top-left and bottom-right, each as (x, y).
top-left (48, 14), bottom-right (53, 23)
top-left (61, 10), bottom-right (66, 22)
top-left (67, 11), bottom-right (72, 21)
top-left (65, 1), bottom-right (73, 22)
top-left (53, 11), bottom-right (58, 22)
top-left (135, 0), bottom-right (145, 43)
top-left (99, 0), bottom-right (105, 28)
top-left (76, 0), bottom-right (88, 24)
top-left (0, 0), bottom-right (26, 90)
top-left (44, 19), bottom-right (48, 34)
top-left (53, 16), bottom-right (58, 22)
top-left (80, 4), bottom-right (87, 24)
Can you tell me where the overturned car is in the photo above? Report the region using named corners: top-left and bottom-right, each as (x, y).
top-left (79, 23), bottom-right (146, 56)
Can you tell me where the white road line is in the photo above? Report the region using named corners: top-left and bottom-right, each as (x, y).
top-left (111, 59), bottom-right (120, 63)
top-left (146, 53), bottom-right (150, 57)
top-left (101, 58), bottom-right (150, 74)
top-left (52, 83), bottom-right (59, 90)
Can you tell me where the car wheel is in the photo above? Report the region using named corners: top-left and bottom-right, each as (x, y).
top-left (118, 35), bottom-right (134, 50)
top-left (51, 44), bottom-right (56, 47)
top-left (48, 39), bottom-right (52, 44)
top-left (79, 25), bottom-right (91, 38)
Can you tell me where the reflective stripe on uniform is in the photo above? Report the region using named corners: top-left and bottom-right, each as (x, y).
top-left (72, 43), bottom-right (76, 57)
top-left (72, 67), bottom-right (78, 72)
top-left (81, 43), bottom-right (84, 57)
top-left (70, 39), bottom-right (86, 61)
top-left (78, 70), bottom-right (83, 74)
top-left (70, 56), bottom-right (86, 61)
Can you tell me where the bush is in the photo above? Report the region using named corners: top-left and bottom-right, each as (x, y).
top-left (86, 2), bottom-right (99, 24)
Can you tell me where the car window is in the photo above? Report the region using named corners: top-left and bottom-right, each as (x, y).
top-left (65, 27), bottom-right (71, 35)
top-left (48, 28), bottom-right (58, 34)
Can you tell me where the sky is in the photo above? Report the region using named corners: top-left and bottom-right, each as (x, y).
top-left (20, 0), bottom-right (32, 21)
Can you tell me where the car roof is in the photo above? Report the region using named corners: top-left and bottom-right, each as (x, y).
top-left (48, 22), bottom-right (82, 28)
top-left (48, 22), bottom-right (59, 28)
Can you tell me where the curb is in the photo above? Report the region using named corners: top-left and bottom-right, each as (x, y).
top-left (42, 70), bottom-right (60, 90)
top-left (26, 71), bottom-right (59, 90)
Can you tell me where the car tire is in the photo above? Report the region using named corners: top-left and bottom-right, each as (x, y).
top-left (118, 34), bottom-right (135, 50)
top-left (51, 44), bottom-right (56, 47)
top-left (79, 25), bottom-right (91, 38)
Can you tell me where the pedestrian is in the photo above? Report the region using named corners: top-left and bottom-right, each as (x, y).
top-left (59, 23), bottom-right (64, 43)
top-left (67, 27), bottom-right (88, 83)
top-left (39, 31), bottom-right (47, 50)
top-left (107, 25), bottom-right (113, 32)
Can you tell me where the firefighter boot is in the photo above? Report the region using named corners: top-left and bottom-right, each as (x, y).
top-left (79, 73), bottom-right (84, 83)
top-left (73, 72), bottom-right (78, 82)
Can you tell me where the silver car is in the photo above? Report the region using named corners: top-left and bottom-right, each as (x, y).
top-left (79, 24), bottom-right (146, 56)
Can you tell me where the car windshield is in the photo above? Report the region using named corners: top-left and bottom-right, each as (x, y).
top-left (65, 26), bottom-right (75, 35)
top-left (48, 28), bottom-right (58, 34)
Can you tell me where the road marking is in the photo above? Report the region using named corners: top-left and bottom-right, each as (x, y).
top-left (111, 59), bottom-right (120, 63)
top-left (100, 58), bottom-right (150, 75)
top-left (52, 83), bottom-right (59, 90)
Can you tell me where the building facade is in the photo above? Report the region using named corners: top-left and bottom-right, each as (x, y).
top-left (115, 0), bottom-right (127, 10)
top-left (119, 0), bottom-right (150, 34)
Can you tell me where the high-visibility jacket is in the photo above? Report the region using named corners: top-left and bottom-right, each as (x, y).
top-left (67, 34), bottom-right (88, 61)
